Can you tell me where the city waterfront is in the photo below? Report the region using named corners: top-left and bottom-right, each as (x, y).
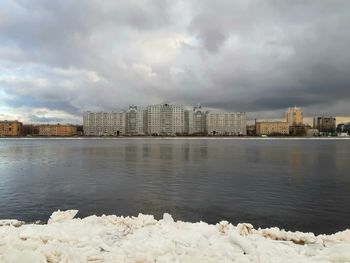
top-left (1, 138), bottom-right (349, 235)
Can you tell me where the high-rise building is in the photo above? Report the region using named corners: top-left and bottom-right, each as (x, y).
top-left (147, 103), bottom-right (187, 135)
top-left (0, 120), bottom-right (22, 136)
top-left (313, 116), bottom-right (336, 133)
top-left (126, 105), bottom-right (148, 135)
top-left (286, 107), bottom-right (303, 126)
top-left (188, 105), bottom-right (207, 135)
top-left (83, 111), bottom-right (126, 136)
top-left (206, 112), bottom-right (246, 136)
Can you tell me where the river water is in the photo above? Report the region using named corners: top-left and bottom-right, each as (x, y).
top-left (0, 138), bottom-right (349, 234)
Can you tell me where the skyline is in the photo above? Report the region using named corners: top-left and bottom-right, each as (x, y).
top-left (1, 102), bottom-right (350, 126)
top-left (1, 0), bottom-right (350, 124)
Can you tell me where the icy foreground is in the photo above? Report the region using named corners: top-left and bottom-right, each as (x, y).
top-left (1, 211), bottom-right (350, 262)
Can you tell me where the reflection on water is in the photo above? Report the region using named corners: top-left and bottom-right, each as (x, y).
top-left (0, 138), bottom-right (350, 234)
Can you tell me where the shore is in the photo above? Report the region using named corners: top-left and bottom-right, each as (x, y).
top-left (1, 210), bottom-right (349, 262)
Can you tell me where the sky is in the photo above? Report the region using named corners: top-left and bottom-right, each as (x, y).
top-left (1, 0), bottom-right (350, 124)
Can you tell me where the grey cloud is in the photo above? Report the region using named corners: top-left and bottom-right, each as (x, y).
top-left (1, 0), bottom-right (350, 123)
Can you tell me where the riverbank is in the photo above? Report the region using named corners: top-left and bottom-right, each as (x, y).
top-left (0, 210), bottom-right (349, 262)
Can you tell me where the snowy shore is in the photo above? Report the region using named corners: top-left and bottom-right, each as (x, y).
top-left (1, 210), bottom-right (350, 262)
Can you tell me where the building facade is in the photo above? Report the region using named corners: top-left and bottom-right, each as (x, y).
top-left (313, 116), bottom-right (336, 133)
top-left (38, 124), bottom-right (77, 136)
top-left (286, 107), bottom-right (303, 127)
top-left (255, 121), bottom-right (289, 136)
top-left (206, 112), bottom-right (246, 136)
top-left (0, 120), bottom-right (22, 136)
top-left (126, 105), bottom-right (148, 135)
top-left (83, 104), bottom-right (247, 136)
top-left (188, 105), bottom-right (207, 135)
top-left (147, 103), bottom-right (187, 135)
top-left (83, 111), bottom-right (126, 136)
top-left (337, 123), bottom-right (350, 135)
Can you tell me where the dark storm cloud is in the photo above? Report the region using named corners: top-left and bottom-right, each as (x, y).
top-left (1, 0), bottom-right (350, 122)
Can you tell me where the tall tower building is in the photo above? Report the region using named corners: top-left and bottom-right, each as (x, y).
top-left (286, 106), bottom-right (303, 126)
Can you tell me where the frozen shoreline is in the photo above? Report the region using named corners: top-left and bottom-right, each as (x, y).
top-left (1, 210), bottom-right (349, 262)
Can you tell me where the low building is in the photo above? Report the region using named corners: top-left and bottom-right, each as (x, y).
top-left (306, 129), bottom-right (319, 137)
top-left (22, 124), bottom-right (40, 136)
top-left (0, 120), bottom-right (23, 136)
top-left (38, 124), bottom-right (77, 136)
top-left (313, 116), bottom-right (336, 134)
top-left (255, 121), bottom-right (289, 136)
top-left (246, 124), bottom-right (256, 136)
top-left (289, 124), bottom-right (311, 136)
top-left (336, 123), bottom-right (350, 135)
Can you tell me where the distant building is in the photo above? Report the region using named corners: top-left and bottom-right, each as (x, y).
top-left (336, 123), bottom-right (350, 135)
top-left (0, 120), bottom-right (22, 136)
top-left (206, 112), bottom-right (246, 136)
top-left (246, 124), bottom-right (256, 136)
top-left (313, 116), bottom-right (336, 133)
top-left (286, 107), bottom-right (303, 127)
top-left (255, 121), bottom-right (289, 136)
top-left (22, 124), bottom-right (39, 136)
top-left (83, 111), bottom-right (126, 136)
top-left (38, 124), bottom-right (77, 136)
top-left (289, 124), bottom-right (311, 136)
top-left (126, 105), bottom-right (147, 135)
top-left (188, 105), bottom-right (207, 135)
top-left (147, 103), bottom-right (187, 136)
top-left (306, 129), bottom-right (319, 137)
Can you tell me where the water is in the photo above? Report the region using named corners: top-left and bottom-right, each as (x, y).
top-left (0, 138), bottom-right (349, 234)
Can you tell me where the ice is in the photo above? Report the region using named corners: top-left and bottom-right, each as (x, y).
top-left (0, 210), bottom-right (349, 262)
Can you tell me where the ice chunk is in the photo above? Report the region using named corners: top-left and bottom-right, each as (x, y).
top-left (1, 210), bottom-right (350, 262)
top-left (48, 210), bottom-right (79, 224)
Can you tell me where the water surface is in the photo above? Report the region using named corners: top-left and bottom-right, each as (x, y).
top-left (0, 138), bottom-right (349, 234)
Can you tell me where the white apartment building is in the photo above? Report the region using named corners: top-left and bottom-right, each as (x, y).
top-left (83, 111), bottom-right (126, 136)
top-left (188, 105), bottom-right (207, 135)
top-left (206, 112), bottom-right (246, 135)
top-left (147, 103), bottom-right (187, 135)
top-left (126, 105), bottom-right (148, 135)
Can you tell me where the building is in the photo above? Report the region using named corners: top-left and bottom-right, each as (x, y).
top-left (83, 111), bottom-right (126, 136)
top-left (147, 103), bottom-right (187, 136)
top-left (126, 105), bottom-right (148, 135)
top-left (0, 120), bottom-right (22, 136)
top-left (307, 129), bottom-right (319, 137)
top-left (246, 124), bottom-right (256, 136)
top-left (286, 107), bottom-right (303, 127)
top-left (289, 124), bottom-right (311, 136)
top-left (313, 116), bottom-right (336, 133)
top-left (188, 105), bottom-right (207, 135)
top-left (206, 112), bottom-right (246, 136)
top-left (38, 124), bottom-right (77, 136)
top-left (255, 121), bottom-right (289, 136)
top-left (22, 124), bottom-right (39, 136)
top-left (336, 123), bottom-right (350, 135)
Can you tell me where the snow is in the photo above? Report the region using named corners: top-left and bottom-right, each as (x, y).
top-left (1, 210), bottom-right (350, 262)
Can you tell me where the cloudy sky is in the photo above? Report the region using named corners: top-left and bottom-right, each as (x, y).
top-left (1, 0), bottom-right (350, 124)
